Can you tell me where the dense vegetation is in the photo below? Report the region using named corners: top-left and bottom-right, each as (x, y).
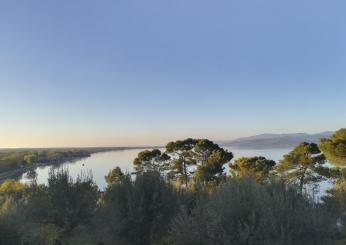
top-left (0, 150), bottom-right (90, 174)
top-left (319, 129), bottom-right (346, 166)
top-left (0, 147), bottom-right (144, 176)
top-left (0, 128), bottom-right (345, 244)
top-left (0, 170), bottom-right (341, 245)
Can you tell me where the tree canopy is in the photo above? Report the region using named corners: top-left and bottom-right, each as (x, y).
top-left (3, 134), bottom-right (346, 243)
top-left (319, 128), bottom-right (346, 166)
top-left (229, 156), bottom-right (276, 182)
top-left (133, 149), bottom-right (170, 173)
top-left (167, 139), bottom-right (233, 185)
top-left (0, 179), bottom-right (26, 194)
top-left (133, 139), bottom-right (233, 187)
top-left (276, 142), bottom-right (326, 192)
top-left (104, 167), bottom-right (124, 186)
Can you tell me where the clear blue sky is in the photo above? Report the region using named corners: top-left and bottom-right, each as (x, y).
top-left (0, 0), bottom-right (345, 147)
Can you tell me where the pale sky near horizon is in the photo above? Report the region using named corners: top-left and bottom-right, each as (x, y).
top-left (0, 0), bottom-right (345, 147)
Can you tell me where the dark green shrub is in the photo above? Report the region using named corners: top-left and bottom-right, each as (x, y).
top-left (169, 177), bottom-right (335, 245)
top-left (24, 168), bottom-right (98, 230)
top-left (97, 171), bottom-right (179, 245)
top-left (0, 215), bottom-right (21, 245)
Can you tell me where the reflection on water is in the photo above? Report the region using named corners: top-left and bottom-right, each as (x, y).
top-left (20, 147), bottom-right (294, 190)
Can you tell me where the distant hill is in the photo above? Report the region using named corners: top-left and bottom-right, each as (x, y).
top-left (220, 132), bottom-right (334, 149)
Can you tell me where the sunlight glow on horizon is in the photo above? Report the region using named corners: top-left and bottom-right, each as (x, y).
top-left (0, 0), bottom-right (345, 147)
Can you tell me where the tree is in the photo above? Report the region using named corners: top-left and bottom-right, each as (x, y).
top-left (195, 148), bottom-right (233, 183)
top-left (26, 170), bottom-right (38, 180)
top-left (166, 139), bottom-right (198, 186)
top-left (319, 129), bottom-right (346, 242)
top-left (193, 139), bottom-right (221, 161)
top-left (24, 169), bottom-right (98, 230)
top-left (319, 128), bottom-right (346, 166)
top-left (322, 168), bottom-right (346, 242)
top-left (132, 139), bottom-right (233, 188)
top-left (24, 154), bottom-right (37, 166)
top-left (229, 156), bottom-right (276, 182)
top-left (0, 179), bottom-right (26, 194)
top-left (133, 149), bottom-right (170, 173)
top-left (105, 167), bottom-right (124, 186)
top-left (276, 142), bottom-right (326, 192)
top-left (166, 139), bottom-right (233, 186)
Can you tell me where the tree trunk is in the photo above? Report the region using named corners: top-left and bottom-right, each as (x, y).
top-left (299, 167), bottom-right (307, 193)
top-left (183, 159), bottom-right (188, 187)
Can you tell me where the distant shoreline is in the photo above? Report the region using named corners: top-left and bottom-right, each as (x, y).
top-left (0, 147), bottom-right (153, 183)
top-left (221, 145), bottom-right (293, 150)
top-left (0, 146), bottom-right (159, 153)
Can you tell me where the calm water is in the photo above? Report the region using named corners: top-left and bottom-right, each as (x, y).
top-left (20, 147), bottom-right (293, 190)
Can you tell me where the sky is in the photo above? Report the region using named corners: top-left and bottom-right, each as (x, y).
top-left (0, 0), bottom-right (345, 147)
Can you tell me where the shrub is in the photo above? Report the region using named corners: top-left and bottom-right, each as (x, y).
top-left (97, 171), bottom-right (179, 245)
top-left (169, 177), bottom-right (335, 245)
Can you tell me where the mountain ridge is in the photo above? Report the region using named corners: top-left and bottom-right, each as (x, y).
top-left (219, 131), bottom-right (334, 149)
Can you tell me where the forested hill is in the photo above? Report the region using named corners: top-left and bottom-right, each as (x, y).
top-left (221, 131), bottom-right (334, 149)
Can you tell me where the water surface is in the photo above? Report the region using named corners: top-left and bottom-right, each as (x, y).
top-left (20, 147), bottom-right (293, 190)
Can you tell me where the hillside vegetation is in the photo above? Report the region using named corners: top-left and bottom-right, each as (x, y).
top-left (0, 128), bottom-right (345, 244)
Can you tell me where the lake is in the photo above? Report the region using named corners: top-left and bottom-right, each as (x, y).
top-left (20, 147), bottom-right (293, 190)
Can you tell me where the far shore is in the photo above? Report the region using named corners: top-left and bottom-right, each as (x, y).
top-left (0, 156), bottom-right (92, 183)
top-left (0, 146), bottom-right (155, 183)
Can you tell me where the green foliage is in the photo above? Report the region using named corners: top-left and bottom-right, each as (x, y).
top-left (166, 138), bottom-right (198, 153)
top-left (319, 128), bottom-right (346, 166)
top-left (324, 177), bottom-right (346, 215)
top-left (0, 150), bottom-right (90, 173)
top-left (24, 153), bottom-right (38, 165)
top-left (0, 169), bottom-right (99, 244)
top-left (133, 149), bottom-right (170, 173)
top-left (169, 177), bottom-right (335, 245)
top-left (166, 139), bottom-right (199, 185)
top-left (195, 149), bottom-right (233, 183)
top-left (104, 166), bottom-right (124, 186)
top-left (2, 135), bottom-right (346, 244)
top-left (229, 156), bottom-right (276, 182)
top-left (323, 170), bottom-right (346, 241)
top-left (98, 171), bottom-right (179, 245)
top-left (0, 189), bottom-right (23, 244)
top-left (276, 142), bottom-right (326, 192)
top-left (24, 169), bottom-right (98, 230)
top-left (0, 214), bottom-right (21, 245)
top-left (194, 139), bottom-right (221, 160)
top-left (0, 179), bottom-right (26, 194)
top-left (0, 166), bottom-right (342, 244)
top-left (30, 224), bottom-right (64, 245)
top-left (0, 157), bottom-right (22, 173)
top-left (135, 139), bottom-right (233, 187)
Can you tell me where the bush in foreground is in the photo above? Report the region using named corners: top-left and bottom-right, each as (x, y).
top-left (96, 171), bottom-right (180, 245)
top-left (169, 177), bottom-right (336, 245)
